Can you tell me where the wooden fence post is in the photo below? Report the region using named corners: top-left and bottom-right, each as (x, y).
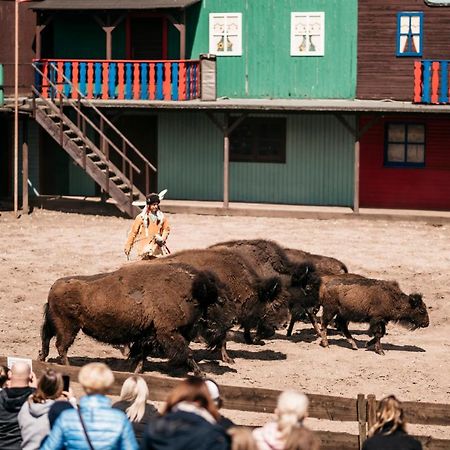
top-left (367, 394), bottom-right (377, 431)
top-left (357, 394), bottom-right (367, 450)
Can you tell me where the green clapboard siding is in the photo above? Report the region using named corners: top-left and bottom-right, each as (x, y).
top-left (158, 112), bottom-right (354, 206)
top-left (189, 0), bottom-right (357, 99)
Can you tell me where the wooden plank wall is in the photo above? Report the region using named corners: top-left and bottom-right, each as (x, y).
top-left (1, 358), bottom-right (449, 450)
top-left (357, 0), bottom-right (450, 100)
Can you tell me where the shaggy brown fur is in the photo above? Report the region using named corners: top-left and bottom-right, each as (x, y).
top-left (210, 240), bottom-right (322, 337)
top-left (318, 273), bottom-right (429, 354)
top-left (39, 261), bottom-right (230, 375)
top-left (163, 248), bottom-right (286, 358)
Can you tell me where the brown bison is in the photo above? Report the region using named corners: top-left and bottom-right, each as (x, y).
top-left (163, 248), bottom-right (286, 359)
top-left (39, 261), bottom-right (231, 375)
top-left (318, 274), bottom-right (430, 354)
top-left (283, 248), bottom-right (347, 336)
top-left (210, 239), bottom-right (322, 337)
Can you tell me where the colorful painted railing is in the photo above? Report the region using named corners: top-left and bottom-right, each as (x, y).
top-left (413, 60), bottom-right (450, 104)
top-left (33, 59), bottom-right (200, 101)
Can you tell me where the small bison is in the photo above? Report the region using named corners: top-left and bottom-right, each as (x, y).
top-left (283, 248), bottom-right (347, 336)
top-left (39, 261), bottom-right (231, 375)
top-left (318, 274), bottom-right (430, 354)
top-left (210, 239), bottom-right (323, 337)
top-left (163, 248), bottom-right (286, 358)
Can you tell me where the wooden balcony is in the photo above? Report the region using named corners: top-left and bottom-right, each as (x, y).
top-left (413, 60), bottom-right (450, 104)
top-left (34, 59), bottom-right (200, 102)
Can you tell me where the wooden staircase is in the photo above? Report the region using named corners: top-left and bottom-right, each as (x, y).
top-left (31, 62), bottom-right (156, 217)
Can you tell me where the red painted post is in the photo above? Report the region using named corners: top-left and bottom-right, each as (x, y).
top-left (118, 63), bottom-right (124, 100)
top-left (42, 62), bottom-right (48, 98)
top-left (87, 62), bottom-right (94, 99)
top-left (163, 62), bottom-right (171, 100)
top-left (72, 62), bottom-right (79, 99)
top-left (431, 61), bottom-right (440, 104)
top-left (57, 61), bottom-right (64, 99)
top-left (102, 62), bottom-right (108, 99)
top-left (149, 63), bottom-right (155, 100)
top-left (413, 61), bottom-right (422, 103)
top-left (179, 62), bottom-right (186, 100)
top-left (133, 63), bottom-right (140, 100)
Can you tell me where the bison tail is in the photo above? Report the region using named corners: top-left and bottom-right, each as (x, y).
top-left (192, 271), bottom-right (219, 308)
top-left (41, 303), bottom-right (56, 343)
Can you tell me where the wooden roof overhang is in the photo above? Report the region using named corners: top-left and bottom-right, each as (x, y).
top-left (28, 0), bottom-right (201, 10)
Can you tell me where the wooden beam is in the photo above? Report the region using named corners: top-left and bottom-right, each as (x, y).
top-left (21, 120), bottom-right (29, 215)
top-left (354, 138), bottom-right (360, 214)
top-left (223, 114), bottom-right (229, 208)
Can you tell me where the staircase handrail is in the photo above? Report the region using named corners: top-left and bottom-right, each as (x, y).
top-left (32, 61), bottom-right (157, 174)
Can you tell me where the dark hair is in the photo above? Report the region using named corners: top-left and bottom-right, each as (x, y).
top-left (285, 427), bottom-right (321, 450)
top-left (31, 369), bottom-right (63, 403)
top-left (163, 376), bottom-right (220, 420)
top-left (0, 365), bottom-right (9, 388)
top-left (146, 193), bottom-right (160, 205)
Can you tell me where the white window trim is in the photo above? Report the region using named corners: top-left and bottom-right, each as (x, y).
top-left (209, 13), bottom-right (242, 56)
top-left (291, 12), bottom-right (325, 57)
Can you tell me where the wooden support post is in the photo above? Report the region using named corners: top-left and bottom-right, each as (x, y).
top-left (354, 139), bottom-right (360, 214)
top-left (367, 394), bottom-right (377, 431)
top-left (21, 120), bottom-right (29, 215)
top-left (357, 394), bottom-right (367, 450)
top-left (224, 129), bottom-right (230, 208)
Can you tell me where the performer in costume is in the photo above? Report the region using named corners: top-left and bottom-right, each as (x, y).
top-left (124, 191), bottom-right (170, 260)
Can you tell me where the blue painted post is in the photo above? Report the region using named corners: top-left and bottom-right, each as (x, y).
top-left (94, 62), bottom-right (102, 98)
top-left (141, 63), bottom-right (148, 100)
top-left (125, 63), bottom-right (132, 99)
top-left (439, 61), bottom-right (448, 104)
top-left (186, 63), bottom-right (191, 99)
top-left (63, 62), bottom-right (72, 98)
top-left (171, 63), bottom-right (179, 100)
top-left (192, 64), bottom-right (197, 98)
top-left (422, 60), bottom-right (431, 103)
top-left (156, 63), bottom-right (163, 100)
top-left (109, 62), bottom-right (117, 99)
top-left (79, 62), bottom-right (87, 97)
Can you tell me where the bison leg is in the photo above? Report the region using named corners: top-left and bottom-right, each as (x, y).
top-left (334, 316), bottom-right (358, 350)
top-left (305, 308), bottom-right (322, 338)
top-left (286, 316), bottom-right (296, 337)
top-left (367, 321), bottom-right (386, 355)
top-left (55, 328), bottom-right (79, 365)
top-left (219, 341), bottom-right (234, 364)
top-left (244, 328), bottom-right (265, 345)
top-left (320, 309), bottom-right (336, 348)
top-left (39, 304), bottom-right (55, 362)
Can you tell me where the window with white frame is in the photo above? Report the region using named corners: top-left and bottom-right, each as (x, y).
top-left (291, 12), bottom-right (325, 56)
top-left (396, 12), bottom-right (423, 56)
top-left (209, 13), bottom-right (242, 56)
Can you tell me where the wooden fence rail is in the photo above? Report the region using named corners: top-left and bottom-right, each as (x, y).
top-left (1, 358), bottom-right (448, 450)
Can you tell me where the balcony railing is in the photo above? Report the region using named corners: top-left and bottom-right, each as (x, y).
top-left (34, 59), bottom-right (200, 102)
top-left (414, 60), bottom-right (450, 104)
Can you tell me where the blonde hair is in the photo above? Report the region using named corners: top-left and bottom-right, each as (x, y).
top-left (119, 376), bottom-right (149, 422)
top-left (228, 427), bottom-right (258, 450)
top-left (275, 390), bottom-right (309, 439)
top-left (284, 427), bottom-right (321, 450)
top-left (368, 395), bottom-right (407, 437)
top-left (78, 363), bottom-right (114, 395)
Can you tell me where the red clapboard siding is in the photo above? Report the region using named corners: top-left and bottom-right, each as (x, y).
top-left (360, 116), bottom-right (450, 211)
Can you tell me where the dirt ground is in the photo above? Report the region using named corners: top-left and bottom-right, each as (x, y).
top-left (0, 208), bottom-right (449, 435)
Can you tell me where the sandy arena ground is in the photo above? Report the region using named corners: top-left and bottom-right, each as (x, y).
top-left (0, 208), bottom-right (449, 435)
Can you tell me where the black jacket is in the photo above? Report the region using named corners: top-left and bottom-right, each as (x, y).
top-left (363, 429), bottom-right (423, 450)
top-left (0, 387), bottom-right (35, 450)
top-left (112, 400), bottom-right (158, 445)
top-left (142, 409), bottom-right (230, 450)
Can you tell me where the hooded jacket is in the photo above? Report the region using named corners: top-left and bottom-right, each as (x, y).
top-left (18, 398), bottom-right (56, 450)
top-left (142, 403), bottom-right (230, 450)
top-left (253, 422), bottom-right (286, 450)
top-left (0, 387), bottom-right (35, 450)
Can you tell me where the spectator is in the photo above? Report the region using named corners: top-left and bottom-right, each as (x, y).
top-left (0, 365), bottom-right (9, 390)
top-left (18, 369), bottom-right (66, 450)
top-left (362, 395), bottom-right (422, 450)
top-left (41, 362), bottom-right (138, 450)
top-left (253, 390), bottom-right (311, 450)
top-left (228, 427), bottom-right (258, 450)
top-left (205, 378), bottom-right (235, 430)
top-left (284, 427), bottom-right (321, 450)
top-left (142, 376), bottom-right (230, 450)
top-left (113, 376), bottom-right (158, 445)
top-left (0, 362), bottom-right (36, 450)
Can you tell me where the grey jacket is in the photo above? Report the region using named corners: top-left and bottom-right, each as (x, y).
top-left (18, 398), bottom-right (55, 450)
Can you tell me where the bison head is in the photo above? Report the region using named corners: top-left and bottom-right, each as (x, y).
top-left (406, 293), bottom-right (429, 329)
top-left (254, 276), bottom-right (290, 338)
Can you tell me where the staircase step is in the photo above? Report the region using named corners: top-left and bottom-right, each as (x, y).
top-left (110, 176), bottom-right (122, 183)
top-left (86, 152), bottom-right (100, 160)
